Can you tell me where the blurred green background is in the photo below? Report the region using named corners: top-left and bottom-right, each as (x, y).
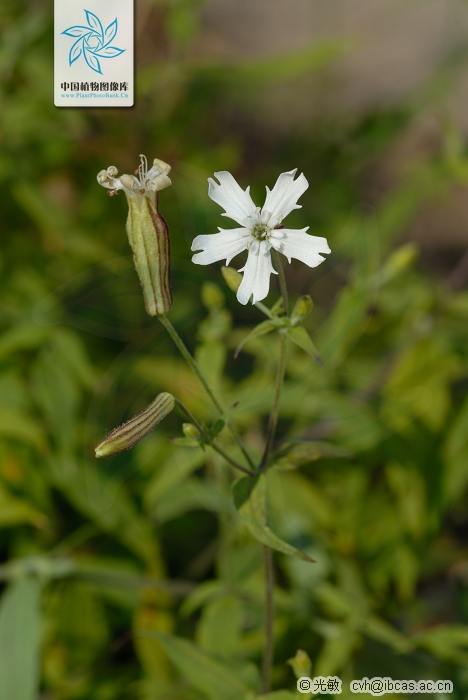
top-left (3, 0), bottom-right (468, 697)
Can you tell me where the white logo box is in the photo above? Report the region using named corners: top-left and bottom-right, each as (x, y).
top-left (54, 0), bottom-right (133, 107)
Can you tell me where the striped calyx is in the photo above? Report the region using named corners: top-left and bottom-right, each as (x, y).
top-left (126, 193), bottom-right (172, 316)
top-left (95, 392), bottom-right (175, 458)
top-left (97, 155), bottom-right (173, 316)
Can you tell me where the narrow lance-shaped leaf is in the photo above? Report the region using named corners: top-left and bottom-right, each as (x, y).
top-left (287, 325), bottom-right (322, 366)
top-left (234, 319), bottom-right (278, 358)
top-left (237, 474), bottom-right (314, 562)
top-left (95, 392), bottom-right (175, 457)
top-left (0, 577), bottom-right (42, 700)
top-left (144, 631), bottom-right (250, 700)
top-left (272, 441), bottom-right (352, 470)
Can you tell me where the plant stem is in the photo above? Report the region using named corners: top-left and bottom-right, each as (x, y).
top-left (174, 399), bottom-right (254, 476)
top-left (260, 331), bottom-right (287, 470)
top-left (260, 251), bottom-right (290, 693)
top-left (261, 544), bottom-right (275, 694)
top-left (260, 251), bottom-right (289, 471)
top-left (159, 314), bottom-right (255, 470)
top-left (255, 301), bottom-right (273, 318)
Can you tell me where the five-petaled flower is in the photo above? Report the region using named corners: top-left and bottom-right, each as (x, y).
top-left (191, 170), bottom-right (330, 305)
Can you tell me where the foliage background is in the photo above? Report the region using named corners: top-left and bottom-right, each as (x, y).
top-left (3, 0), bottom-right (468, 697)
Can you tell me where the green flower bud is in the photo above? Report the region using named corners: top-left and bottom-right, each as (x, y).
top-left (287, 649), bottom-right (312, 679)
top-left (291, 295), bottom-right (313, 325)
top-left (182, 423), bottom-right (200, 440)
top-left (95, 392), bottom-right (175, 458)
top-left (221, 266), bottom-right (242, 293)
top-left (97, 155), bottom-right (173, 316)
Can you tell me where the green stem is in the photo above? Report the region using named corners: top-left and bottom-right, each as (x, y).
top-left (159, 314), bottom-right (255, 470)
top-left (259, 251), bottom-right (290, 692)
top-left (261, 544), bottom-right (275, 694)
top-left (255, 301), bottom-right (273, 318)
top-left (260, 331), bottom-right (287, 470)
top-left (174, 399), bottom-right (254, 476)
top-left (260, 251), bottom-right (289, 470)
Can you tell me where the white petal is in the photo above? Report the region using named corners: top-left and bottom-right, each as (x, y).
top-left (262, 169), bottom-right (309, 227)
top-left (191, 228), bottom-right (249, 266)
top-left (97, 176), bottom-right (124, 191)
top-left (237, 241), bottom-right (277, 305)
top-left (270, 228), bottom-right (330, 268)
top-left (208, 172), bottom-right (257, 226)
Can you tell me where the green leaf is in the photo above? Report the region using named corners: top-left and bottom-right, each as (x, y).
top-left (197, 595), bottom-right (243, 659)
top-left (232, 475), bottom-right (258, 510)
top-left (32, 348), bottom-right (80, 450)
top-left (363, 615), bottom-right (413, 654)
top-left (145, 447), bottom-right (207, 506)
top-left (414, 624), bottom-right (468, 664)
top-left (0, 577), bottom-right (42, 700)
top-left (286, 326), bottom-right (322, 365)
top-left (238, 475), bottom-right (314, 562)
top-left (314, 622), bottom-right (359, 676)
top-left (210, 418), bottom-right (225, 437)
top-left (272, 441), bottom-right (352, 470)
top-left (48, 456), bottom-right (159, 564)
top-left (151, 477), bottom-right (236, 523)
top-left (443, 395), bottom-right (468, 502)
top-left (0, 324), bottom-right (49, 361)
top-left (169, 436), bottom-right (200, 447)
top-left (146, 631), bottom-right (250, 700)
top-left (234, 320), bottom-right (277, 359)
top-left (0, 405), bottom-right (46, 451)
top-left (0, 484), bottom-right (47, 529)
top-left (382, 337), bottom-right (461, 432)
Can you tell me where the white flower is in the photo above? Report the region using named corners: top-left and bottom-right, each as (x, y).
top-left (97, 154), bottom-right (171, 202)
top-left (191, 169), bottom-right (330, 304)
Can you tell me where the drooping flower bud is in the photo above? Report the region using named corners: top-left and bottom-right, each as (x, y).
top-left (97, 155), bottom-right (173, 316)
top-left (95, 392), bottom-right (175, 457)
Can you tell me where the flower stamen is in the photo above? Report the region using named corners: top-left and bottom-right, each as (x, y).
top-left (252, 223), bottom-right (270, 241)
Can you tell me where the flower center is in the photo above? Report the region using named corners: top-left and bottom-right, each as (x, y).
top-left (252, 222), bottom-right (270, 241)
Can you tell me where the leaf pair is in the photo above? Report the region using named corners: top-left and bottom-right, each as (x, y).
top-left (234, 474), bottom-right (314, 563)
top-left (234, 300), bottom-right (321, 366)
